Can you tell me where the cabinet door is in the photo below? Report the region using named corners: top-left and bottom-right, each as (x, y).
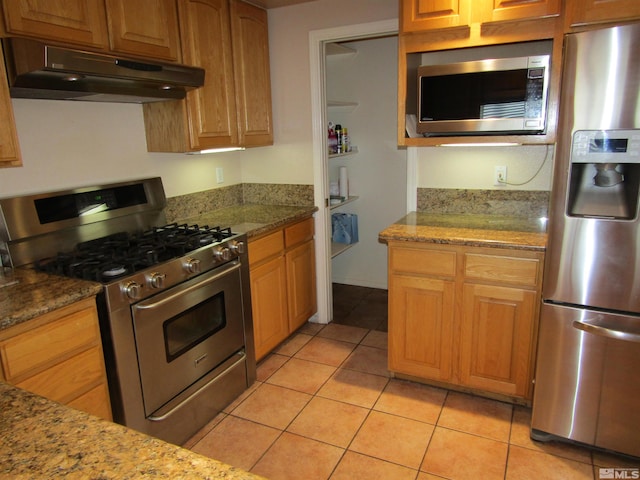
top-left (250, 256), bottom-right (289, 361)
top-left (459, 283), bottom-right (537, 398)
top-left (0, 43), bottom-right (21, 168)
top-left (286, 240), bottom-right (317, 331)
top-left (104, 0), bottom-right (181, 62)
top-left (0, 298), bottom-right (112, 420)
top-left (565, 0), bottom-right (640, 27)
top-left (230, 0), bottom-right (273, 147)
top-left (177, 0), bottom-right (238, 150)
top-left (480, 0), bottom-right (561, 23)
top-left (400, 0), bottom-right (471, 33)
top-left (388, 274), bottom-right (455, 381)
top-left (1, 0), bottom-right (108, 49)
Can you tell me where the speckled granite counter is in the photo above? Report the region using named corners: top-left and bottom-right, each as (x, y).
top-left (0, 268), bottom-right (103, 331)
top-left (379, 212), bottom-right (547, 251)
top-left (0, 382), bottom-right (265, 479)
top-left (183, 204), bottom-right (318, 239)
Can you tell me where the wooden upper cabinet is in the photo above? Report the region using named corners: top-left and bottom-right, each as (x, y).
top-left (1, 0), bottom-right (109, 49)
top-left (401, 0), bottom-right (471, 33)
top-left (104, 0), bottom-right (182, 62)
top-left (480, 0), bottom-right (561, 24)
top-left (0, 43), bottom-right (22, 168)
top-left (565, 0), bottom-right (640, 28)
top-left (143, 0), bottom-right (273, 152)
top-left (230, 0), bottom-right (273, 147)
top-left (178, 0), bottom-right (238, 150)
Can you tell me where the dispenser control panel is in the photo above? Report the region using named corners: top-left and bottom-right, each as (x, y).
top-left (571, 129), bottom-right (640, 163)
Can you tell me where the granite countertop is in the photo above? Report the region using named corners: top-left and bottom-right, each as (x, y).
top-left (0, 382), bottom-right (265, 479)
top-left (0, 268), bottom-right (103, 332)
top-left (379, 212), bottom-right (547, 251)
top-left (183, 203), bottom-right (318, 239)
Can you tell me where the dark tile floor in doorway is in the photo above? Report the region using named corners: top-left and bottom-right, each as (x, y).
top-left (184, 283), bottom-right (638, 479)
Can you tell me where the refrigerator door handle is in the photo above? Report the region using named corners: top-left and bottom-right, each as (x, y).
top-left (572, 317), bottom-right (640, 343)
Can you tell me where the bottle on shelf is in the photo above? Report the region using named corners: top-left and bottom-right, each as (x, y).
top-left (342, 127), bottom-right (350, 153)
top-left (328, 122), bottom-right (337, 154)
top-left (335, 124), bottom-right (343, 153)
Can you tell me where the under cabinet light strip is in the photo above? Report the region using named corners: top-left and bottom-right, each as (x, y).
top-left (439, 142), bottom-right (520, 147)
top-left (187, 147), bottom-right (246, 154)
top-left (439, 143), bottom-right (520, 147)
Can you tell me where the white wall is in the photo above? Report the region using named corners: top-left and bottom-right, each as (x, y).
top-left (417, 145), bottom-right (554, 190)
top-left (328, 36), bottom-right (407, 289)
top-left (0, 99), bottom-right (243, 198)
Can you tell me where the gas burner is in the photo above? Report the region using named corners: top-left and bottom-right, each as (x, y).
top-left (101, 265), bottom-right (128, 278)
top-left (34, 222), bottom-right (239, 283)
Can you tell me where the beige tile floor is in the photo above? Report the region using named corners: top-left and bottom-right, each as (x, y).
top-left (184, 285), bottom-right (640, 480)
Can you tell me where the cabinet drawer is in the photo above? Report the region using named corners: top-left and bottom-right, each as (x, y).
top-left (0, 306), bottom-right (99, 381)
top-left (15, 347), bottom-right (106, 404)
top-left (249, 230), bottom-right (284, 266)
top-left (464, 253), bottom-right (539, 287)
top-left (285, 217), bottom-right (314, 248)
top-left (390, 246), bottom-right (456, 277)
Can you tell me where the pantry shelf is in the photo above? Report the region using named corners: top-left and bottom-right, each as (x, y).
top-left (331, 241), bottom-right (357, 258)
top-left (329, 195), bottom-right (359, 210)
top-left (329, 147), bottom-right (358, 159)
top-left (327, 100), bottom-right (358, 111)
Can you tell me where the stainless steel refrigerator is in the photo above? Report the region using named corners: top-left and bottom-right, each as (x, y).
top-left (531, 23), bottom-right (640, 458)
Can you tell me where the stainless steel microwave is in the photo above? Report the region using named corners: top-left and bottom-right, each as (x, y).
top-left (417, 55), bottom-right (550, 136)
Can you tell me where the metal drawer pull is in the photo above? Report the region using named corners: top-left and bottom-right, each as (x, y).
top-left (148, 352), bottom-right (245, 422)
top-left (572, 317), bottom-right (640, 343)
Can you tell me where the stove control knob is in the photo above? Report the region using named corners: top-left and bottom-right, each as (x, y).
top-left (214, 246), bottom-right (231, 261)
top-left (123, 281), bottom-right (142, 300)
top-left (185, 258), bottom-right (201, 274)
top-left (148, 272), bottom-right (166, 289)
top-left (230, 240), bottom-right (245, 255)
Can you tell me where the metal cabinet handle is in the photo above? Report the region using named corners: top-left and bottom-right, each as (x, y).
top-left (572, 317), bottom-right (640, 343)
top-left (135, 261), bottom-right (241, 312)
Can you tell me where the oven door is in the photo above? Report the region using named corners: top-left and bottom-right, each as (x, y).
top-left (132, 261), bottom-right (245, 416)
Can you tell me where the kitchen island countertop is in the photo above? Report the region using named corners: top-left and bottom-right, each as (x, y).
top-left (0, 382), bottom-right (265, 479)
top-left (379, 212), bottom-right (547, 251)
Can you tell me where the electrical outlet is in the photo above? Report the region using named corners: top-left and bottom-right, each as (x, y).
top-left (216, 167), bottom-right (224, 184)
top-left (494, 166), bottom-right (507, 186)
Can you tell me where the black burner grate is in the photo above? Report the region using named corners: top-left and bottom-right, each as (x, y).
top-left (35, 223), bottom-right (235, 282)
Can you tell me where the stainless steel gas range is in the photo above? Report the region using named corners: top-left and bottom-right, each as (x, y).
top-left (0, 177), bottom-right (256, 445)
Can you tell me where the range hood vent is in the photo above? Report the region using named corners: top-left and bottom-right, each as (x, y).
top-left (2, 38), bottom-right (205, 103)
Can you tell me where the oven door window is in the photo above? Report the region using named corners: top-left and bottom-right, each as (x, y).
top-left (164, 291), bottom-right (226, 362)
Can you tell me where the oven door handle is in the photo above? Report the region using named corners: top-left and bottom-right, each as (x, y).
top-left (148, 351), bottom-right (246, 422)
top-left (572, 317), bottom-right (640, 343)
top-left (134, 261), bottom-right (241, 312)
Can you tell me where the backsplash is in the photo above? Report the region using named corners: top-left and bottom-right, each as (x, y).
top-left (165, 183), bottom-right (314, 223)
top-left (417, 188), bottom-right (549, 218)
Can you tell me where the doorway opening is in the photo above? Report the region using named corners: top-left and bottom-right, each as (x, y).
top-left (309, 20), bottom-right (408, 325)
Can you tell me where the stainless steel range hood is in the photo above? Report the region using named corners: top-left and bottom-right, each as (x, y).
top-left (2, 38), bottom-right (205, 103)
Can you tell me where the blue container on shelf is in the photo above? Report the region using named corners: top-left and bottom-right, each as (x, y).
top-left (331, 213), bottom-right (358, 244)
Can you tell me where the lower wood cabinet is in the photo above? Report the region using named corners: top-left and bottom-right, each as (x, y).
top-left (249, 217), bottom-right (316, 361)
top-left (0, 297), bottom-right (112, 420)
top-left (388, 241), bottom-right (543, 403)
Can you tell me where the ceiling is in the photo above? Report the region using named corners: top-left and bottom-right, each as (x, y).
top-left (249, 0), bottom-right (316, 8)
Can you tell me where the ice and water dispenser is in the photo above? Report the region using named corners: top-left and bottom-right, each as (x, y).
top-left (567, 130), bottom-right (640, 219)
